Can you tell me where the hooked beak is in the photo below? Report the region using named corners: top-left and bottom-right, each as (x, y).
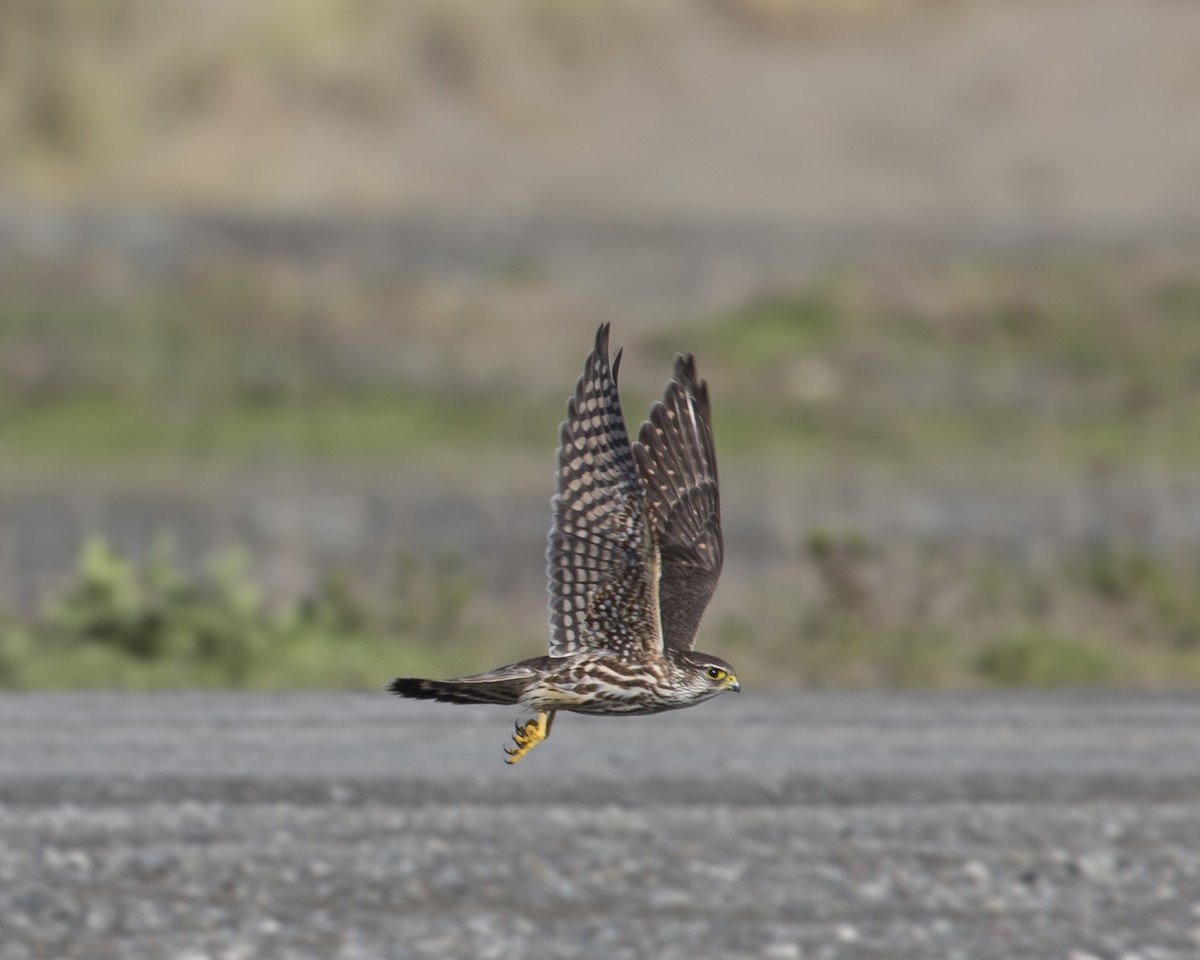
top-left (725, 675), bottom-right (741, 693)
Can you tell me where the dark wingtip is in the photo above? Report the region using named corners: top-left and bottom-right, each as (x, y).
top-left (673, 352), bottom-right (709, 408)
top-left (588, 323), bottom-right (620, 384)
top-left (674, 352), bottom-right (698, 386)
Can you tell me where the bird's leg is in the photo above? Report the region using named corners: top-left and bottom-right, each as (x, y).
top-left (504, 710), bottom-right (555, 765)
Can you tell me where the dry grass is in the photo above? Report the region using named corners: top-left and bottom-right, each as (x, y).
top-left (0, 0), bottom-right (961, 206)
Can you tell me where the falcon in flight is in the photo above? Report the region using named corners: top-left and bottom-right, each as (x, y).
top-left (390, 323), bottom-right (737, 763)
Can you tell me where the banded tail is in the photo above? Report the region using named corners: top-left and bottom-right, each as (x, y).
top-left (388, 677), bottom-right (523, 706)
top-left (389, 662), bottom-right (544, 706)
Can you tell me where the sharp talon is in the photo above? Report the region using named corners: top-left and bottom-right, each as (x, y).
top-left (503, 712), bottom-right (553, 765)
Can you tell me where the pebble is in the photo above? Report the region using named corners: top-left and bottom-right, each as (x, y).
top-left (1, 693), bottom-right (1198, 960)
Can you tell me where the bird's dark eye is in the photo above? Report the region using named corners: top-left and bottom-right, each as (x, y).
top-left (707, 666), bottom-right (726, 681)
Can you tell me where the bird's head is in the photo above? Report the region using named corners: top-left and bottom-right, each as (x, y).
top-left (671, 650), bottom-right (741, 702)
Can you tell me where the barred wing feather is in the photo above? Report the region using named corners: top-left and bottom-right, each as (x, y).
top-left (633, 353), bottom-right (723, 653)
top-left (545, 324), bottom-right (663, 660)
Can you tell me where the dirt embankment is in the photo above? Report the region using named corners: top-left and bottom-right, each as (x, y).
top-left (3, 0), bottom-right (1199, 302)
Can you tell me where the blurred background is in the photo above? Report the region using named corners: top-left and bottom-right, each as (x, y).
top-left (2, 0), bottom-right (1200, 691)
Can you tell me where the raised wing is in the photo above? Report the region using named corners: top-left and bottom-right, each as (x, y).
top-left (633, 353), bottom-right (723, 652)
top-left (546, 324), bottom-right (663, 660)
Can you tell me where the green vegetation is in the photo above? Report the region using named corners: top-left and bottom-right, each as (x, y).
top-left (5, 531), bottom-right (1200, 690)
top-left (3, 253), bottom-right (1199, 689)
top-left (974, 631), bottom-right (1113, 688)
top-left (0, 262), bottom-right (555, 469)
top-left (687, 261), bottom-right (1200, 463)
top-left (3, 1), bottom-right (1195, 692)
top-left (713, 530), bottom-right (1200, 690)
top-left (0, 536), bottom-right (486, 690)
top-left (3, 257), bottom-right (1200, 471)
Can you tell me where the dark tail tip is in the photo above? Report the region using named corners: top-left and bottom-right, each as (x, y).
top-left (389, 677), bottom-right (430, 700)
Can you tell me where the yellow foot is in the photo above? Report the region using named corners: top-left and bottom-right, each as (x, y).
top-left (503, 711), bottom-right (555, 765)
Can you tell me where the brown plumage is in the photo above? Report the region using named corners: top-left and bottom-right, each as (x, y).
top-left (390, 323), bottom-right (738, 763)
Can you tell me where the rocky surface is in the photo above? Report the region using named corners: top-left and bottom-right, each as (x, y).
top-left (2, 693), bottom-right (1199, 959)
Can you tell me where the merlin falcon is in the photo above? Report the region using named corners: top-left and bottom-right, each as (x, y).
top-left (389, 323), bottom-right (738, 763)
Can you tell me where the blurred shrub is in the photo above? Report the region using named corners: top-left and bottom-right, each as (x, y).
top-left (0, 535), bottom-right (483, 689)
top-left (1073, 543), bottom-right (1200, 651)
top-left (5, 526), bottom-right (1200, 689)
top-left (49, 537), bottom-right (268, 682)
top-left (974, 630), bottom-right (1112, 688)
top-left (712, 523), bottom-right (1200, 691)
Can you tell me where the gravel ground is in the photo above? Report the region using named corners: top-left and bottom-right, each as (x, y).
top-left (2, 693), bottom-right (1199, 960)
